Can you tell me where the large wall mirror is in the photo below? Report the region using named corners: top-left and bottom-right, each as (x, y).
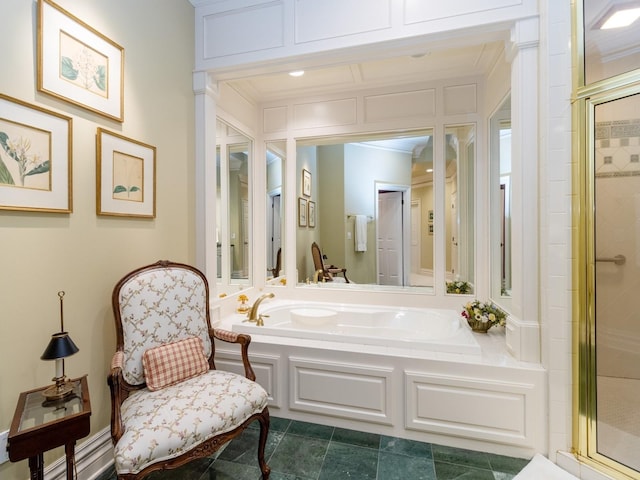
top-left (489, 96), bottom-right (512, 302)
top-left (294, 130), bottom-right (434, 291)
top-left (216, 119), bottom-right (252, 288)
top-left (266, 141), bottom-right (285, 285)
top-left (444, 124), bottom-right (476, 295)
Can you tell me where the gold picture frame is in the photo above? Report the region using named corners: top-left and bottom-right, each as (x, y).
top-left (302, 168), bottom-right (311, 197)
top-left (38, 0), bottom-right (124, 122)
top-left (308, 200), bottom-right (316, 228)
top-left (298, 197), bottom-right (307, 227)
top-left (0, 94), bottom-right (72, 213)
top-left (97, 128), bottom-right (156, 218)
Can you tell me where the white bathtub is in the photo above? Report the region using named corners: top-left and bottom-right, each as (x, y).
top-left (231, 301), bottom-right (481, 355)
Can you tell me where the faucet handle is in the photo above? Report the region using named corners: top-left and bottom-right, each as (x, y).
top-left (256, 314), bottom-right (269, 327)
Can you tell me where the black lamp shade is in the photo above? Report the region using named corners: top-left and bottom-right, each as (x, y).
top-left (41, 332), bottom-right (79, 360)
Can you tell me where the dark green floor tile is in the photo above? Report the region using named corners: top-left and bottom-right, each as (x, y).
top-left (318, 442), bottom-right (378, 480)
top-left (268, 433), bottom-right (329, 478)
top-left (377, 451), bottom-right (436, 480)
top-left (434, 460), bottom-right (495, 480)
top-left (96, 465), bottom-right (116, 480)
top-left (147, 456), bottom-right (215, 479)
top-left (217, 427), bottom-right (284, 466)
top-left (287, 419), bottom-right (334, 440)
top-left (380, 435), bottom-right (433, 460)
top-left (487, 453), bottom-right (530, 474)
top-left (332, 426), bottom-right (381, 449)
top-left (432, 444), bottom-right (492, 470)
top-left (268, 472), bottom-right (315, 480)
top-left (270, 416), bottom-right (293, 432)
top-left (202, 459), bottom-right (261, 480)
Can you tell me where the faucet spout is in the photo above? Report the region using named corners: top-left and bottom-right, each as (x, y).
top-left (247, 292), bottom-right (275, 323)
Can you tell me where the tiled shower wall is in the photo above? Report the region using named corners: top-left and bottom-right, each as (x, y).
top-left (595, 119), bottom-right (640, 379)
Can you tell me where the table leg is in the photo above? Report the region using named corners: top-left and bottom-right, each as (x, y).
top-left (65, 442), bottom-right (76, 480)
top-left (28, 453), bottom-right (44, 480)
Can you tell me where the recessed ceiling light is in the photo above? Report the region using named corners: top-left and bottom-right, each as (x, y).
top-left (426, 168), bottom-right (433, 173)
top-left (289, 70), bottom-right (305, 77)
top-left (599, 6), bottom-right (640, 29)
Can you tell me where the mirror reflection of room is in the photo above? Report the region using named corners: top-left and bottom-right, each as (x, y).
top-left (266, 141), bottom-right (285, 285)
top-left (295, 130), bottom-right (436, 289)
top-left (216, 119), bottom-right (252, 288)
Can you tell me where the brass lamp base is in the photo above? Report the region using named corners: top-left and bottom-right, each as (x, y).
top-left (42, 377), bottom-right (74, 401)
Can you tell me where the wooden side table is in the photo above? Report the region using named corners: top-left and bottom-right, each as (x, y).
top-left (7, 376), bottom-right (91, 480)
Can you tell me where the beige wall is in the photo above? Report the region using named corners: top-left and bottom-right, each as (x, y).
top-left (0, 1), bottom-right (194, 478)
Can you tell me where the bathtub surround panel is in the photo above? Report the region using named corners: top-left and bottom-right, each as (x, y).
top-left (216, 301), bottom-right (546, 459)
top-left (405, 371), bottom-right (533, 446)
top-left (290, 357), bottom-right (394, 424)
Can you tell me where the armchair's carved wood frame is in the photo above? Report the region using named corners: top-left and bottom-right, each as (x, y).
top-left (311, 242), bottom-right (349, 282)
top-left (108, 260), bottom-right (270, 479)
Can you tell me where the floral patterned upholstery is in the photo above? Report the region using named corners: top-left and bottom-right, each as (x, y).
top-left (115, 369), bottom-right (268, 475)
top-left (116, 266), bottom-right (212, 386)
top-left (109, 261), bottom-right (271, 479)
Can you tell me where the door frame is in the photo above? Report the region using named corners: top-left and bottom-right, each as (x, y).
top-left (375, 182), bottom-right (411, 286)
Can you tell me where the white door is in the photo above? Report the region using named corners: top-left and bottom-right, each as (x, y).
top-left (377, 191), bottom-right (403, 285)
top-left (450, 192), bottom-right (458, 278)
top-left (410, 201), bottom-right (420, 274)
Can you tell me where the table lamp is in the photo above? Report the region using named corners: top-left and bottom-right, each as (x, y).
top-left (40, 291), bottom-right (79, 401)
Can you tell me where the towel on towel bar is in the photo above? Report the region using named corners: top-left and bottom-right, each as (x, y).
top-left (355, 215), bottom-right (367, 252)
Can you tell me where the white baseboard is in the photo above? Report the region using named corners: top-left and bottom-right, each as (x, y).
top-left (44, 427), bottom-right (114, 480)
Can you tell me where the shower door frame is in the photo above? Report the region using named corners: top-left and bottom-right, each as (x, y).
top-left (573, 3), bottom-right (640, 477)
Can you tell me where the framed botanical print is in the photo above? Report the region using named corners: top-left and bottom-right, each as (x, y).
top-left (0, 94), bottom-right (72, 213)
top-left (302, 168), bottom-right (311, 197)
top-left (298, 197), bottom-right (307, 227)
top-left (308, 200), bottom-right (316, 228)
top-left (97, 128), bottom-right (156, 218)
top-left (38, 0), bottom-right (124, 122)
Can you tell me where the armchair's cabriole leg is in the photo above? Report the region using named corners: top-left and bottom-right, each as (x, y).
top-left (257, 408), bottom-right (271, 479)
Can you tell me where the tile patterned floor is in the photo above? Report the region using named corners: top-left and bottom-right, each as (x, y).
top-left (97, 417), bottom-right (529, 479)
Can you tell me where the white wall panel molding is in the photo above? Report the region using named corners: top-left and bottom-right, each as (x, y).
top-left (443, 84), bottom-right (477, 115)
top-left (364, 88), bottom-right (436, 123)
top-left (202, 1), bottom-right (285, 59)
top-left (294, 0), bottom-right (391, 44)
top-left (293, 97), bottom-right (358, 130)
top-left (289, 356), bottom-right (394, 424)
top-left (404, 0), bottom-right (525, 25)
top-left (192, 0), bottom-right (536, 72)
top-left (405, 370), bottom-right (542, 448)
top-left (263, 106), bottom-right (288, 133)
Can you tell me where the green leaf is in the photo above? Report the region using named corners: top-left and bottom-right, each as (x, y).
top-left (129, 186), bottom-right (140, 192)
top-left (94, 65), bottom-right (106, 91)
top-left (60, 57), bottom-right (78, 80)
top-left (0, 157), bottom-right (14, 185)
top-left (25, 161), bottom-right (50, 177)
top-left (113, 185), bottom-right (127, 194)
top-left (0, 131), bottom-right (20, 163)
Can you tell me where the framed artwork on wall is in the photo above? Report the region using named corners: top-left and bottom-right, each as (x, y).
top-left (97, 128), bottom-right (156, 218)
top-left (38, 0), bottom-right (124, 122)
top-left (302, 169), bottom-right (311, 197)
top-left (308, 200), bottom-right (316, 228)
top-left (298, 197), bottom-right (307, 227)
top-left (0, 93), bottom-right (72, 213)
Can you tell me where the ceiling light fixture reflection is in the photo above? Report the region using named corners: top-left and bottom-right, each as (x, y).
top-left (426, 168), bottom-right (433, 173)
top-left (599, 5), bottom-right (640, 29)
top-left (289, 70), bottom-right (305, 77)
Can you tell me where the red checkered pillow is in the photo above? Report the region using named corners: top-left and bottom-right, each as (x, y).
top-left (142, 337), bottom-right (209, 391)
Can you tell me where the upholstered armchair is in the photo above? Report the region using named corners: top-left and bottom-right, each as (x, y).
top-left (108, 260), bottom-right (270, 479)
top-left (311, 242), bottom-right (349, 283)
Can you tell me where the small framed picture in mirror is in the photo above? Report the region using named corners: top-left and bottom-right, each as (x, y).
top-left (302, 169), bottom-right (311, 197)
top-left (308, 201), bottom-right (316, 228)
top-left (428, 210), bottom-right (434, 223)
top-left (298, 197), bottom-right (307, 226)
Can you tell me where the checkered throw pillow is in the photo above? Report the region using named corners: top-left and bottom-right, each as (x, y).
top-left (142, 337), bottom-right (209, 391)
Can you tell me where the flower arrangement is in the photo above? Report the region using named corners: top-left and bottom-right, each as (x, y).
top-left (446, 280), bottom-right (471, 294)
top-left (461, 300), bottom-right (507, 332)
